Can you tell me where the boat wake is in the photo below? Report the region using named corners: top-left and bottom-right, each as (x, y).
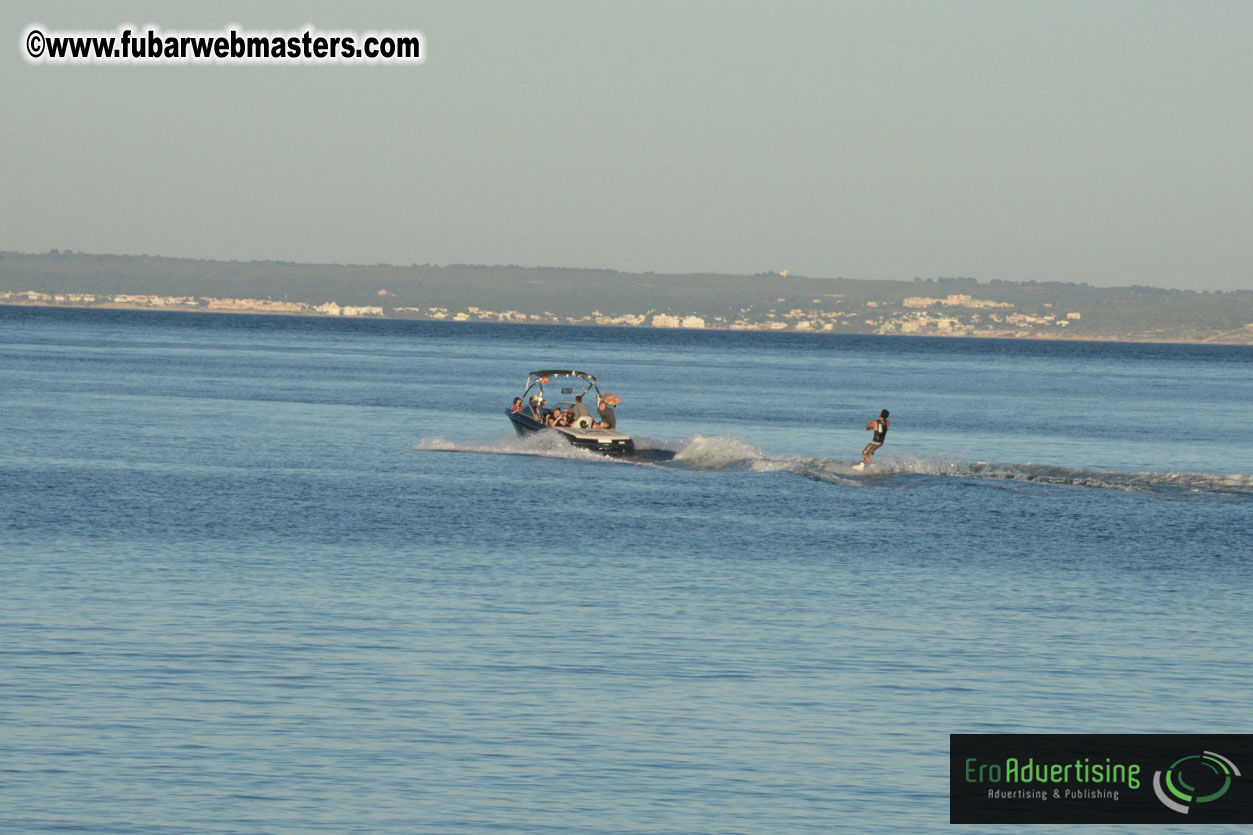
top-left (416, 434), bottom-right (1252, 497)
top-left (665, 436), bottom-right (1252, 496)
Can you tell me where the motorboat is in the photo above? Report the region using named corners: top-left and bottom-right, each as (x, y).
top-left (506, 370), bottom-right (634, 456)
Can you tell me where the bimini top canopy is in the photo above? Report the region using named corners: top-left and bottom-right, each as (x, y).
top-left (520, 370), bottom-right (602, 401)
top-left (527, 370), bottom-right (596, 382)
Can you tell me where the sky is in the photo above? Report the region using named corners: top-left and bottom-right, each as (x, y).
top-left (3, 0), bottom-right (1251, 291)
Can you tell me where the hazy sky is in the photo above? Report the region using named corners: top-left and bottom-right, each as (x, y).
top-left (3, 0), bottom-right (1251, 290)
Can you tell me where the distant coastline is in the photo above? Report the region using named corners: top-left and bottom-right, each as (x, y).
top-left (3, 250), bottom-right (1250, 345)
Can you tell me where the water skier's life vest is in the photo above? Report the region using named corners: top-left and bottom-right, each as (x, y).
top-left (873, 419), bottom-right (888, 444)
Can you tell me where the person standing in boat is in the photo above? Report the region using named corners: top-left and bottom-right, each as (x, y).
top-left (860, 409), bottom-right (889, 467)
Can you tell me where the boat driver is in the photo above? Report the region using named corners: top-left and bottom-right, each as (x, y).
top-left (569, 394), bottom-right (592, 427)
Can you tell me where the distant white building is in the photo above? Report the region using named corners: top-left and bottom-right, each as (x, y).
top-left (650, 314), bottom-right (706, 329)
top-left (904, 294), bottom-right (1013, 309)
top-left (595, 313), bottom-right (646, 326)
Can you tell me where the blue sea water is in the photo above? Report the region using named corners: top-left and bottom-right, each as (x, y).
top-left (1, 305), bottom-right (1250, 834)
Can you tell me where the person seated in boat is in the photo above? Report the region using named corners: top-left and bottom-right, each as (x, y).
top-left (569, 395), bottom-right (592, 426)
top-left (545, 408), bottom-right (566, 427)
top-left (564, 408), bottom-right (576, 426)
top-left (510, 397), bottom-right (523, 412)
top-left (529, 395), bottom-right (544, 419)
top-left (593, 395), bottom-right (616, 430)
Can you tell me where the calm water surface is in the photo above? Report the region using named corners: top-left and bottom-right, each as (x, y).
top-left (1, 307), bottom-right (1250, 833)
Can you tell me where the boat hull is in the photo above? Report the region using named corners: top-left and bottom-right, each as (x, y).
top-left (506, 409), bottom-right (635, 456)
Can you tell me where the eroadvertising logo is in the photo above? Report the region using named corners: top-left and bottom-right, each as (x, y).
top-left (950, 735), bottom-right (1253, 824)
top-left (1153, 751), bottom-right (1241, 814)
